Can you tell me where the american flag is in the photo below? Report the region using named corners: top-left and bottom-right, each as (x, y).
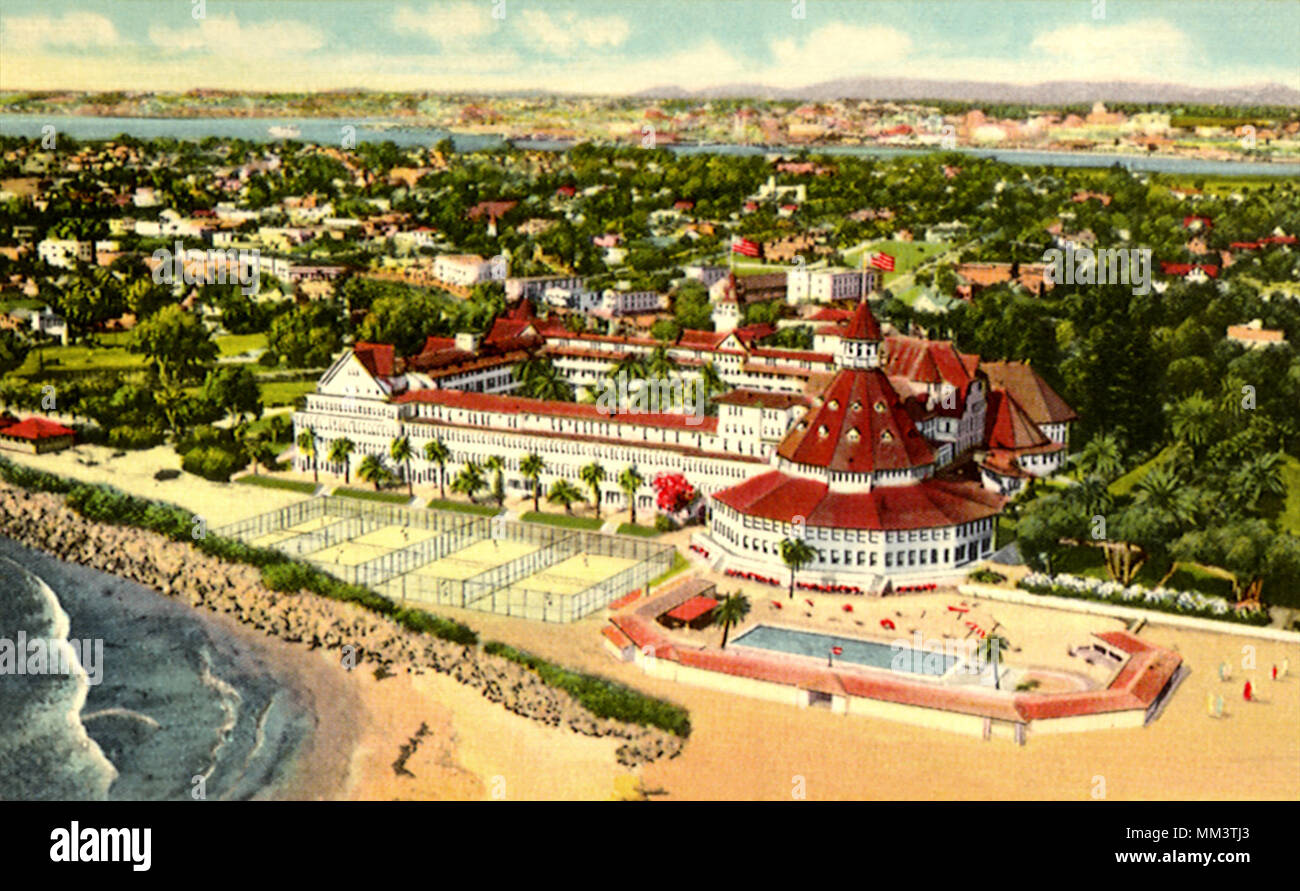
top-left (732, 237), bottom-right (760, 258)
top-left (870, 252), bottom-right (896, 271)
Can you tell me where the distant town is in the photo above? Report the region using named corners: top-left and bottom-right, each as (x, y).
top-left (4, 90), bottom-right (1300, 163)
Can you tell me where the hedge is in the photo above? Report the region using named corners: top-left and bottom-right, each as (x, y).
top-left (483, 641), bottom-right (691, 738)
top-left (1018, 572), bottom-right (1272, 626)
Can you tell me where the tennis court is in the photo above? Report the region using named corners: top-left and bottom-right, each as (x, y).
top-left (351, 524), bottom-right (439, 549)
top-left (509, 554), bottom-right (639, 596)
top-left (412, 539), bottom-right (539, 579)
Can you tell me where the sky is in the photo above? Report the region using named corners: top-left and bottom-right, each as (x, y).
top-left (1, 0), bottom-right (1297, 95)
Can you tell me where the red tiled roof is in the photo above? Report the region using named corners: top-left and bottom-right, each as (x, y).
top-left (0, 416), bottom-right (75, 440)
top-left (981, 361), bottom-right (1076, 424)
top-left (844, 300), bottom-right (882, 340)
top-left (985, 390), bottom-right (1051, 451)
top-left (776, 368), bottom-right (934, 472)
top-left (884, 336), bottom-right (976, 389)
top-left (665, 596), bottom-right (719, 623)
top-left (394, 387), bottom-right (719, 433)
top-left (712, 470), bottom-right (1003, 530)
top-left (712, 389), bottom-right (808, 410)
top-left (601, 625), bottom-right (633, 648)
top-left (353, 342), bottom-right (396, 377)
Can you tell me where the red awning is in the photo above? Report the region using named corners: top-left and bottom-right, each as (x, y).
top-left (665, 596), bottom-right (719, 623)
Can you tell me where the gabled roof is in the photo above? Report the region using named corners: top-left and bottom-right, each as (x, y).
top-left (353, 342), bottom-right (395, 378)
top-left (884, 336), bottom-right (978, 389)
top-left (981, 361), bottom-right (1077, 424)
top-left (776, 368), bottom-right (934, 473)
top-left (984, 389), bottom-right (1051, 451)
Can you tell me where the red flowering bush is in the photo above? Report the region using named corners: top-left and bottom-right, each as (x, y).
top-left (653, 472), bottom-right (697, 513)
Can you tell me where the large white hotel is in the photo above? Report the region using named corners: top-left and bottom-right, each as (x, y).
top-left (292, 298), bottom-right (1074, 588)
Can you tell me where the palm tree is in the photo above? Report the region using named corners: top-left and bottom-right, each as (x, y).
top-left (297, 427), bottom-right (318, 483)
top-left (520, 452), bottom-right (546, 512)
top-left (358, 454), bottom-right (388, 491)
top-left (617, 465), bottom-right (645, 525)
top-left (484, 455), bottom-right (506, 508)
top-left (423, 438), bottom-right (450, 499)
top-left (1228, 452), bottom-right (1286, 513)
top-left (698, 360), bottom-right (726, 405)
top-left (267, 414), bottom-right (289, 446)
top-left (451, 461), bottom-right (485, 503)
top-left (1077, 432), bottom-right (1123, 481)
top-left (516, 356), bottom-right (574, 401)
top-left (976, 633), bottom-right (1011, 690)
top-left (249, 435), bottom-right (277, 476)
top-left (714, 591), bottom-right (751, 650)
top-left (1133, 463), bottom-right (1197, 526)
top-left (579, 461), bottom-right (606, 519)
top-left (328, 437), bottom-right (355, 484)
top-left (547, 478), bottom-right (583, 514)
top-left (646, 344), bottom-right (679, 381)
top-left (779, 537), bottom-right (817, 600)
top-left (1169, 393), bottom-right (1217, 457)
top-left (390, 435), bottom-right (414, 496)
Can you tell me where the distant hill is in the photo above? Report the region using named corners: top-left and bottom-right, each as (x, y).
top-left (633, 78), bottom-right (1300, 107)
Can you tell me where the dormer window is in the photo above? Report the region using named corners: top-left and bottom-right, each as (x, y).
top-left (881, 430), bottom-right (894, 442)
top-left (818, 425), bottom-right (830, 437)
top-left (851, 401), bottom-right (862, 412)
top-left (874, 401), bottom-right (887, 413)
top-left (798, 421), bottom-right (809, 431)
top-left (828, 399), bottom-right (839, 410)
top-left (846, 427), bottom-right (860, 442)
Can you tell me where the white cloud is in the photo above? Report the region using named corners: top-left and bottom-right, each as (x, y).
top-left (517, 10), bottom-right (631, 53)
top-left (768, 24), bottom-right (913, 86)
top-left (393, 2), bottom-right (496, 45)
top-left (1, 12), bottom-right (121, 50)
top-left (148, 13), bottom-right (326, 56)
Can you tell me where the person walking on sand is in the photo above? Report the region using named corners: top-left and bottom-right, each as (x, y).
top-left (1206, 691), bottom-right (1217, 717)
top-left (1243, 680), bottom-right (1252, 702)
top-left (1282, 658), bottom-right (1290, 679)
top-left (1273, 664), bottom-right (1279, 681)
top-left (1215, 694), bottom-right (1224, 717)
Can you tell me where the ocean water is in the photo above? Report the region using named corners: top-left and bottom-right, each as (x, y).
top-left (0, 113), bottom-right (1294, 176)
top-left (0, 537), bottom-right (316, 801)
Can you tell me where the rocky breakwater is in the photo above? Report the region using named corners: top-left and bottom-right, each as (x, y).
top-left (0, 484), bottom-right (683, 768)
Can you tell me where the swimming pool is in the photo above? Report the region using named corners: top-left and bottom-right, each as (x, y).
top-left (731, 625), bottom-right (959, 677)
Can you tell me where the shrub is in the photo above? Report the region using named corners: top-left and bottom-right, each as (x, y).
top-left (483, 641), bottom-right (691, 737)
top-left (107, 425), bottom-right (165, 450)
top-left (653, 514), bottom-right (677, 533)
top-left (182, 446), bottom-right (245, 482)
top-left (968, 569), bottom-right (1006, 584)
top-left (0, 455), bottom-right (76, 494)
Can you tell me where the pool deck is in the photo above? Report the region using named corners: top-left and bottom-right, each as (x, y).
top-left (608, 576), bottom-right (1183, 730)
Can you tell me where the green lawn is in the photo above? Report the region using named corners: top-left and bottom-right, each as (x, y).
top-left (521, 511), bottom-right (603, 530)
top-left (843, 239), bottom-right (951, 287)
top-left (215, 332), bottom-right (267, 357)
top-left (1108, 446), bottom-right (1174, 496)
top-left (332, 486), bottom-right (411, 504)
top-left (616, 522), bottom-right (660, 537)
top-left (427, 498), bottom-right (499, 516)
top-left (259, 379), bottom-right (316, 407)
top-left (16, 332), bottom-right (144, 376)
top-left (1277, 455), bottom-right (1300, 535)
top-left (234, 475), bottom-right (317, 493)
top-left (649, 550), bottom-right (690, 588)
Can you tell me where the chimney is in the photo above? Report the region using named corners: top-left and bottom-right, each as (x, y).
top-left (455, 332), bottom-right (481, 352)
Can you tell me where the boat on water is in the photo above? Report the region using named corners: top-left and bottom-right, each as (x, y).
top-left (267, 125), bottom-right (301, 139)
